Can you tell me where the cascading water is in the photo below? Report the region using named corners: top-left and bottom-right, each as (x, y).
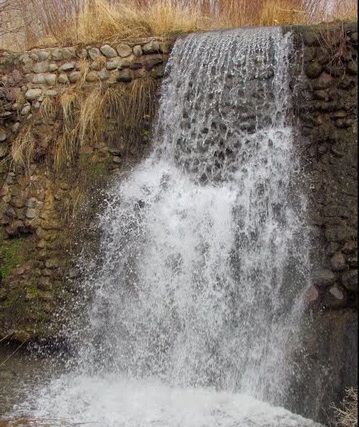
top-left (10, 27), bottom-right (323, 426)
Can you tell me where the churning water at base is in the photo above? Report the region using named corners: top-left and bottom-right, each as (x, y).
top-left (8, 27), bottom-right (321, 426)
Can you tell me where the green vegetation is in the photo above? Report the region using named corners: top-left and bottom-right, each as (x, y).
top-left (0, 238), bottom-right (25, 281)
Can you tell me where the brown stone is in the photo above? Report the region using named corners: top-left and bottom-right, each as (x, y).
top-left (313, 73), bottom-right (333, 90)
top-left (340, 270), bottom-right (358, 292)
top-left (305, 61), bottom-right (323, 79)
top-left (330, 252), bottom-right (347, 271)
top-left (303, 285), bottom-right (320, 303)
top-left (313, 269), bottom-right (336, 288)
top-left (322, 284), bottom-right (348, 308)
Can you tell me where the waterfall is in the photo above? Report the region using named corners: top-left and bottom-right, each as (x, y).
top-left (12, 27), bottom-right (322, 427)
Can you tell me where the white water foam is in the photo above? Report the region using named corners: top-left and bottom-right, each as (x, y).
top-left (7, 27), bottom-right (321, 426)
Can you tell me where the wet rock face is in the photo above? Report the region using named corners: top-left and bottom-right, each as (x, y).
top-left (0, 38), bottom-right (170, 342)
top-left (288, 21), bottom-right (357, 312)
top-left (286, 21), bottom-right (357, 425)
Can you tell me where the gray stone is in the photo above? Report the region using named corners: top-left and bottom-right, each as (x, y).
top-left (142, 40), bottom-right (160, 53)
top-left (25, 208), bottom-right (37, 219)
top-left (85, 71), bottom-right (98, 82)
top-left (88, 47), bottom-right (101, 60)
top-left (305, 61), bottom-right (323, 79)
top-left (304, 285), bottom-right (320, 304)
top-left (38, 51), bottom-right (50, 61)
top-left (50, 48), bottom-right (63, 60)
top-left (99, 70), bottom-right (110, 80)
top-left (25, 88), bottom-right (42, 100)
top-left (349, 32), bottom-right (357, 43)
top-left (21, 105), bottom-right (31, 115)
top-left (49, 63), bottom-right (58, 72)
top-left (322, 284), bottom-right (347, 308)
top-left (44, 89), bottom-right (58, 97)
top-left (100, 44), bottom-right (117, 58)
top-left (32, 74), bottom-right (47, 84)
top-left (106, 59), bottom-right (120, 70)
top-left (59, 62), bottom-right (76, 72)
top-left (116, 44), bottom-right (132, 57)
top-left (330, 253), bottom-right (347, 271)
top-left (347, 61), bottom-right (357, 76)
top-left (58, 73), bottom-right (69, 84)
top-left (62, 48), bottom-right (76, 59)
top-left (313, 73), bottom-right (333, 90)
top-left (12, 122), bottom-right (20, 133)
top-left (159, 42), bottom-right (171, 54)
top-left (30, 52), bottom-right (39, 61)
top-left (313, 268), bottom-right (336, 288)
top-left (133, 45), bottom-right (143, 57)
top-left (69, 71), bottom-right (81, 83)
top-left (26, 197), bottom-right (39, 208)
top-left (45, 74), bottom-right (57, 85)
top-left (33, 61), bottom-right (49, 73)
top-left (117, 69), bottom-right (133, 83)
top-left (341, 270), bottom-right (358, 292)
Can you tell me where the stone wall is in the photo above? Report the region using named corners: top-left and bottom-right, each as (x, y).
top-left (287, 22), bottom-right (357, 424)
top-left (0, 38), bottom-right (171, 343)
top-left (0, 23), bottom-right (357, 423)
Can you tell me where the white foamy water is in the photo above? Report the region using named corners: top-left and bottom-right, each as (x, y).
top-left (5, 27), bottom-right (322, 426)
top-left (14, 375), bottom-right (322, 427)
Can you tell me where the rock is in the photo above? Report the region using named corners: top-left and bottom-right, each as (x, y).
top-left (313, 73), bottom-right (333, 90)
top-left (21, 105), bottom-right (31, 116)
top-left (38, 277), bottom-right (52, 291)
top-left (88, 47), bottom-right (101, 60)
top-left (305, 61), bottom-right (323, 78)
top-left (133, 45), bottom-right (143, 57)
top-left (69, 71), bottom-right (81, 83)
top-left (106, 59), bottom-right (120, 70)
top-left (313, 268), bottom-right (336, 288)
top-left (159, 42), bottom-right (171, 54)
top-left (49, 63), bottom-right (58, 72)
top-left (349, 32), bottom-right (357, 43)
top-left (38, 50), bottom-right (50, 61)
top-left (25, 208), bottom-right (37, 219)
top-left (325, 226), bottom-right (356, 243)
top-left (116, 44), bottom-right (132, 57)
top-left (62, 48), bottom-right (76, 60)
top-left (14, 330), bottom-right (31, 342)
top-left (33, 61), bottom-right (49, 73)
top-left (25, 88), bottom-right (42, 100)
top-left (142, 40), bottom-right (160, 53)
top-left (323, 284), bottom-right (347, 308)
top-left (341, 270), bottom-right (357, 292)
top-left (330, 253), bottom-right (347, 271)
top-left (50, 48), bottom-right (63, 61)
top-left (100, 44), bottom-right (117, 58)
top-left (12, 122), bottom-right (21, 133)
top-left (303, 31), bottom-right (319, 46)
top-left (314, 90), bottom-right (329, 101)
top-left (45, 74), bottom-right (57, 85)
top-left (85, 71), bottom-right (98, 82)
top-left (44, 89), bottom-right (58, 97)
top-left (59, 62), bottom-right (76, 72)
top-left (347, 61), bottom-right (357, 75)
top-left (0, 128), bottom-right (8, 142)
top-left (117, 69), bottom-right (133, 83)
top-left (45, 259), bottom-right (60, 269)
top-left (32, 74), bottom-right (47, 84)
top-left (99, 70), bottom-right (110, 80)
top-left (303, 285), bottom-right (320, 304)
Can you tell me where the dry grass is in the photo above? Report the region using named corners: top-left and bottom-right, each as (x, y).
top-left (15, 75), bottom-right (157, 171)
top-left (0, 0), bottom-right (357, 51)
top-left (333, 387), bottom-right (358, 427)
top-left (0, 418), bottom-right (80, 427)
top-left (10, 125), bottom-right (37, 170)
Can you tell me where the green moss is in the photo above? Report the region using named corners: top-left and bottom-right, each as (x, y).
top-left (79, 153), bottom-right (108, 177)
top-left (0, 238), bottom-right (26, 280)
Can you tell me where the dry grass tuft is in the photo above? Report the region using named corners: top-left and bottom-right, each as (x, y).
top-left (333, 387), bottom-right (358, 427)
top-left (1, 0), bottom-right (357, 51)
top-left (10, 125), bottom-right (36, 169)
